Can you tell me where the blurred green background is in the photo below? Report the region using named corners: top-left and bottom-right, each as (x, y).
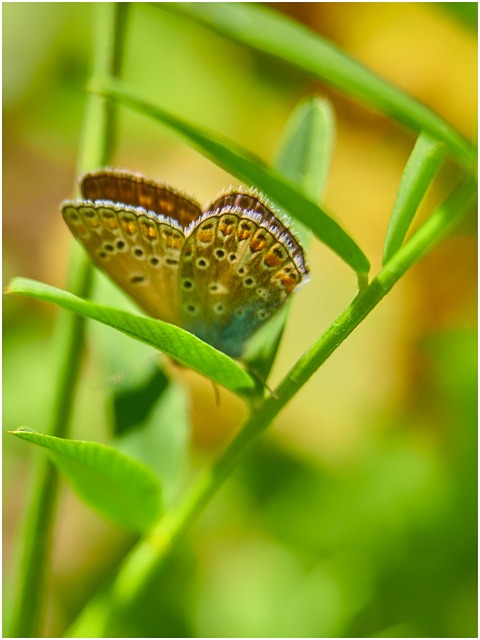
top-left (3, 3), bottom-right (477, 637)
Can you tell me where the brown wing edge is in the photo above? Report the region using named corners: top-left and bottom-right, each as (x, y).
top-left (79, 168), bottom-right (203, 228)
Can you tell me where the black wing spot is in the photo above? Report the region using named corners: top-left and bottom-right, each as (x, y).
top-left (182, 279), bottom-right (194, 290)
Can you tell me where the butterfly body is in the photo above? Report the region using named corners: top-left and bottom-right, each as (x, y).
top-left (62, 169), bottom-right (308, 358)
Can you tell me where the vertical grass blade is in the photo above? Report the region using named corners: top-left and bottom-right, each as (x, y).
top-left (8, 5), bottom-right (127, 637)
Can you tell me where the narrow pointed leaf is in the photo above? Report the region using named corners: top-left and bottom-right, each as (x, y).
top-left (162, 2), bottom-right (474, 168)
top-left (90, 77), bottom-right (370, 276)
top-left (10, 429), bottom-right (162, 533)
top-left (8, 277), bottom-right (255, 397)
top-left (275, 95), bottom-right (335, 208)
top-left (244, 96), bottom-right (336, 381)
top-left (383, 132), bottom-right (447, 264)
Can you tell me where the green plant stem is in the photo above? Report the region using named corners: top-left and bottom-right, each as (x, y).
top-left (8, 5), bottom-right (127, 637)
top-left (68, 178), bottom-right (475, 636)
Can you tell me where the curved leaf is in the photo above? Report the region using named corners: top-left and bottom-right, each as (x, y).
top-left (91, 77), bottom-right (370, 276)
top-left (7, 277), bottom-right (255, 397)
top-left (11, 429), bottom-right (162, 533)
top-left (162, 2), bottom-right (474, 169)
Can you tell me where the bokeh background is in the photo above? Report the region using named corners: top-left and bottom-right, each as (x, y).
top-left (3, 2), bottom-right (477, 637)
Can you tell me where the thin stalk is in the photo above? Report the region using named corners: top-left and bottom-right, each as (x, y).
top-left (8, 4), bottom-right (127, 637)
top-left (68, 179), bottom-right (476, 636)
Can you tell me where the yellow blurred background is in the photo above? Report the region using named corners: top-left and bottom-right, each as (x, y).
top-left (3, 3), bottom-right (477, 637)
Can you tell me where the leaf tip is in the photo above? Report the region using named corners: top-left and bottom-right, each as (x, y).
top-left (4, 277), bottom-right (20, 295)
top-left (9, 427), bottom-right (37, 437)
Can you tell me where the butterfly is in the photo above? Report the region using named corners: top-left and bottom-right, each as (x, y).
top-left (61, 169), bottom-right (309, 359)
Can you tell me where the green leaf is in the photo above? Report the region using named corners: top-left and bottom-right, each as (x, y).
top-left (437, 2), bottom-right (478, 32)
top-left (244, 96), bottom-right (336, 381)
top-left (7, 277), bottom-right (255, 398)
top-left (90, 77), bottom-right (370, 276)
top-left (112, 366), bottom-right (170, 438)
top-left (162, 2), bottom-right (474, 169)
top-left (383, 132), bottom-right (446, 264)
top-left (275, 95), bottom-right (335, 208)
top-left (115, 375), bottom-right (190, 507)
top-left (10, 429), bottom-right (162, 533)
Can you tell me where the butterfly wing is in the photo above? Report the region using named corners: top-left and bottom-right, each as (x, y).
top-left (80, 169), bottom-right (203, 227)
top-left (62, 176), bottom-right (309, 358)
top-left (178, 191), bottom-right (308, 358)
top-left (61, 200), bottom-right (185, 325)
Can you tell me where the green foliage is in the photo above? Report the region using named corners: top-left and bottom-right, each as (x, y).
top-left (245, 96), bottom-right (335, 379)
top-left (92, 77), bottom-right (370, 276)
top-left (275, 96), bottom-right (335, 209)
top-left (383, 132), bottom-right (446, 264)
top-left (5, 3), bottom-right (475, 638)
top-left (8, 277), bottom-right (255, 397)
top-left (162, 2), bottom-right (475, 168)
top-left (11, 429), bottom-right (162, 533)
top-left (113, 371), bottom-right (190, 506)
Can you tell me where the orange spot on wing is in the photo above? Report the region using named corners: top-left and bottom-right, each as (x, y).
top-left (170, 236), bottom-right (183, 250)
top-left (264, 251), bottom-right (282, 268)
top-left (219, 222), bottom-right (234, 236)
top-left (197, 229), bottom-right (213, 243)
top-left (274, 271), bottom-right (298, 293)
top-left (122, 221), bottom-right (137, 235)
top-left (160, 197), bottom-right (174, 214)
top-left (138, 186), bottom-right (155, 209)
top-left (237, 229), bottom-right (251, 240)
top-left (139, 195), bottom-right (155, 209)
top-left (250, 237), bottom-right (267, 252)
top-left (141, 222), bottom-right (157, 239)
top-left (178, 206), bottom-right (194, 225)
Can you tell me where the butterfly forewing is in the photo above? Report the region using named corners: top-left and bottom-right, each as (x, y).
top-left (178, 193), bottom-right (308, 358)
top-left (206, 191), bottom-right (306, 269)
top-left (62, 201), bottom-right (185, 325)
